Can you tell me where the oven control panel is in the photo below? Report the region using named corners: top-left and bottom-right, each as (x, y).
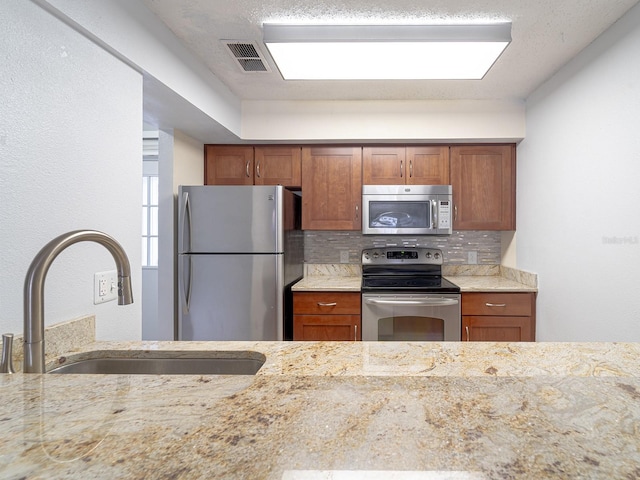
top-left (361, 247), bottom-right (443, 265)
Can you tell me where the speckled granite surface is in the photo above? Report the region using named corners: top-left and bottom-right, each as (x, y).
top-left (293, 264), bottom-right (537, 292)
top-left (292, 275), bottom-right (362, 291)
top-left (446, 275), bottom-right (537, 293)
top-left (4, 315), bottom-right (95, 371)
top-left (1, 337), bottom-right (639, 479)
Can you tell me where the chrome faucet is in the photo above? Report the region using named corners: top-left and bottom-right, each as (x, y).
top-left (23, 230), bottom-right (134, 373)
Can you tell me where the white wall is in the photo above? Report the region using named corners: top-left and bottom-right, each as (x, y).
top-left (152, 130), bottom-right (204, 341)
top-left (0, 1), bottom-right (142, 340)
top-left (37, 0), bottom-right (241, 142)
top-left (242, 100), bottom-right (525, 142)
top-left (517, 3), bottom-right (640, 341)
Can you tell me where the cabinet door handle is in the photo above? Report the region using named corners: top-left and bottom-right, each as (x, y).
top-left (400, 159), bottom-right (403, 178)
top-left (409, 159), bottom-right (413, 178)
top-left (465, 325), bottom-right (470, 341)
top-left (454, 204), bottom-right (458, 221)
top-left (355, 205), bottom-right (359, 221)
top-left (354, 324), bottom-right (358, 341)
top-left (256, 161), bottom-right (261, 178)
top-left (317, 302), bottom-right (337, 307)
top-left (485, 303), bottom-right (507, 307)
top-left (245, 160), bottom-right (251, 178)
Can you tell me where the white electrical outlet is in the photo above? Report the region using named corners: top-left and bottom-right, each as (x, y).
top-left (467, 251), bottom-right (478, 264)
top-left (340, 251), bottom-right (350, 263)
top-left (94, 270), bottom-right (118, 304)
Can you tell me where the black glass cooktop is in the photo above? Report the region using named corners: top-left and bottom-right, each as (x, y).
top-left (361, 275), bottom-right (460, 293)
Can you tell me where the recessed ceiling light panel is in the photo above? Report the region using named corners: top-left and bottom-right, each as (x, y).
top-left (263, 24), bottom-right (511, 80)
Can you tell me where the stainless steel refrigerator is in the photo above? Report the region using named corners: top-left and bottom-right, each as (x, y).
top-left (177, 185), bottom-right (303, 341)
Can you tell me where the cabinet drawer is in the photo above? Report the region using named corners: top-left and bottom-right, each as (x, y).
top-left (293, 292), bottom-right (361, 315)
top-left (462, 292), bottom-right (533, 316)
top-left (293, 315), bottom-right (361, 341)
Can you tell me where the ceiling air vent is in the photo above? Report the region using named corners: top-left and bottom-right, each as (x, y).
top-left (222, 41), bottom-right (271, 73)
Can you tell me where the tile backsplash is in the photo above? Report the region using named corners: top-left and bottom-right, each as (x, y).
top-left (304, 230), bottom-right (501, 265)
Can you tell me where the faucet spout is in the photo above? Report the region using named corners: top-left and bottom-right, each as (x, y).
top-left (23, 230), bottom-right (133, 373)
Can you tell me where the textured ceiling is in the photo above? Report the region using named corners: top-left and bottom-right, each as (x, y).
top-left (141, 0), bottom-right (639, 101)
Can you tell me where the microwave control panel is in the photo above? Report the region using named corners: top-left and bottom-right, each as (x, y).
top-left (437, 201), bottom-right (451, 229)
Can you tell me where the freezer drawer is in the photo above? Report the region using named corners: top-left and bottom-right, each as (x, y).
top-left (178, 253), bottom-right (283, 341)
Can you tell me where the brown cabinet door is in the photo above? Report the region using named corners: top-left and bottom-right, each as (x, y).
top-left (293, 292), bottom-right (361, 315)
top-left (462, 292), bottom-right (533, 316)
top-left (293, 315), bottom-right (361, 341)
top-left (450, 145), bottom-right (516, 230)
top-left (301, 147), bottom-right (362, 230)
top-left (254, 146), bottom-right (302, 187)
top-left (362, 147), bottom-right (405, 184)
top-left (205, 146), bottom-right (254, 185)
top-left (363, 146), bottom-right (449, 185)
top-left (406, 146), bottom-right (450, 185)
top-left (462, 316), bottom-right (534, 342)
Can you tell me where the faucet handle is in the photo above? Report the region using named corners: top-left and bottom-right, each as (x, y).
top-left (1, 334), bottom-right (16, 374)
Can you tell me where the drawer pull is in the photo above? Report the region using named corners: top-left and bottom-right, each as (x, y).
top-left (317, 302), bottom-right (337, 307)
top-left (485, 303), bottom-right (507, 307)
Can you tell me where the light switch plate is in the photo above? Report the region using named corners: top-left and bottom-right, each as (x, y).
top-left (467, 251), bottom-right (478, 264)
top-left (94, 270), bottom-right (117, 304)
top-left (340, 251), bottom-right (350, 263)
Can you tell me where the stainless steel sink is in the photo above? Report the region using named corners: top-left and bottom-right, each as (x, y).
top-left (48, 353), bottom-right (265, 375)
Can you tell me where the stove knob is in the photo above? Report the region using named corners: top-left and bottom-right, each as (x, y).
top-left (364, 252), bottom-right (370, 260)
top-left (425, 252), bottom-right (432, 259)
top-left (434, 252), bottom-right (440, 259)
top-left (373, 252), bottom-right (379, 259)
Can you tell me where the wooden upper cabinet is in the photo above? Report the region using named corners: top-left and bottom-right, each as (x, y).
top-left (450, 144), bottom-right (516, 230)
top-left (362, 147), bottom-right (406, 184)
top-left (363, 146), bottom-right (449, 185)
top-left (301, 147), bottom-right (362, 230)
top-left (254, 146), bottom-right (301, 187)
top-left (205, 146), bottom-right (254, 185)
top-left (406, 146), bottom-right (450, 185)
top-left (205, 145), bottom-right (302, 187)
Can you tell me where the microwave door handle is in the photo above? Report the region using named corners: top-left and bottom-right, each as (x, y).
top-left (364, 298), bottom-right (459, 306)
top-left (431, 199), bottom-right (437, 230)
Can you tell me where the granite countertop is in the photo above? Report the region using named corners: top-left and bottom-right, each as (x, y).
top-left (292, 275), bottom-right (362, 292)
top-left (2, 337), bottom-right (639, 479)
top-left (447, 275), bottom-right (537, 292)
top-left (292, 264), bottom-right (538, 293)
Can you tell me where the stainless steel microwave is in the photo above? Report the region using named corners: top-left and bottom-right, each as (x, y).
top-left (362, 185), bottom-right (453, 235)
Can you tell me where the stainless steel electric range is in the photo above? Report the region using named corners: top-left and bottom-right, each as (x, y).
top-left (361, 247), bottom-right (461, 341)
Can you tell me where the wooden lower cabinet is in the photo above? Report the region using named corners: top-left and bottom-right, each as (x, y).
top-left (293, 292), bottom-right (361, 341)
top-left (461, 292), bottom-right (536, 342)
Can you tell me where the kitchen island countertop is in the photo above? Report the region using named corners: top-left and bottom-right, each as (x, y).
top-left (2, 339), bottom-right (639, 479)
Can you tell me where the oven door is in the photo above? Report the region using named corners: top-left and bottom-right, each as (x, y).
top-left (361, 293), bottom-right (461, 341)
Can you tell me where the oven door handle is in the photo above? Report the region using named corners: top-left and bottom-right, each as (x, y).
top-left (364, 297), bottom-right (459, 306)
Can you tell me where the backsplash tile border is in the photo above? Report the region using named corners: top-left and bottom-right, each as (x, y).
top-left (304, 230), bottom-right (502, 265)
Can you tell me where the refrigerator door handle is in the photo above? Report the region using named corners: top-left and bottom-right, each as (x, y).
top-left (180, 191), bottom-right (192, 253)
top-left (180, 256), bottom-right (193, 314)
